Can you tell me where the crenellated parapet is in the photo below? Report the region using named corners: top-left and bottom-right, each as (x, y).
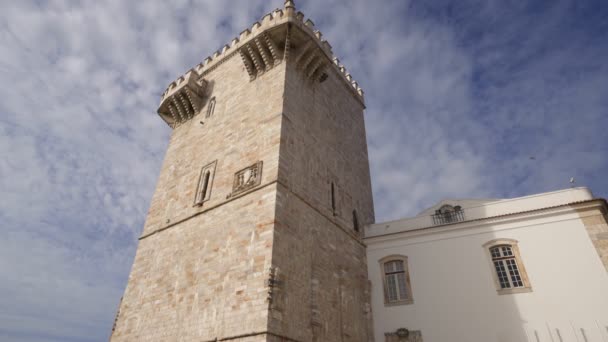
top-left (157, 0), bottom-right (365, 127)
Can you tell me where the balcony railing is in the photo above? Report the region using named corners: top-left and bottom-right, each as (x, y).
top-left (432, 210), bottom-right (465, 225)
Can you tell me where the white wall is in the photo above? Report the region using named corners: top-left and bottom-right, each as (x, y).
top-left (366, 207), bottom-right (608, 342)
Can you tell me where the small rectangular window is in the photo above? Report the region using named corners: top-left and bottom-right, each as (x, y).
top-left (490, 246), bottom-right (524, 289)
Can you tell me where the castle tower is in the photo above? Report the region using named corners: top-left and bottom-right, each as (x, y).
top-left (111, 1), bottom-right (375, 341)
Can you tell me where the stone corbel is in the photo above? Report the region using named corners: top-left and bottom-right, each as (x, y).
top-left (157, 73), bottom-right (207, 127)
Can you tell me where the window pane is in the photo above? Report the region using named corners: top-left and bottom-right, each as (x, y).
top-left (505, 259), bottom-right (524, 287)
top-left (387, 274), bottom-right (398, 302)
top-left (384, 260), bottom-right (404, 274)
top-left (501, 246), bottom-right (513, 256)
top-left (394, 260), bottom-right (404, 272)
top-left (494, 260), bottom-right (511, 289)
top-left (490, 247), bottom-right (501, 259)
top-left (397, 272), bottom-right (408, 300)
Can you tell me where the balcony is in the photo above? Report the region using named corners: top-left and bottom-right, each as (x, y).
top-left (431, 208), bottom-right (465, 225)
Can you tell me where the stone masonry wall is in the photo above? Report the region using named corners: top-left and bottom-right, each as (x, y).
top-left (271, 187), bottom-right (373, 341)
top-left (112, 186), bottom-right (276, 341)
top-left (279, 60), bottom-right (375, 229)
top-left (141, 55), bottom-right (285, 238)
top-left (575, 202), bottom-right (608, 272)
top-left (112, 54), bottom-right (286, 341)
top-left (268, 60), bottom-right (375, 341)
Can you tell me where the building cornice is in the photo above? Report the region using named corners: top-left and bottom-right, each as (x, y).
top-left (366, 188), bottom-right (596, 237)
top-left (364, 198), bottom-right (607, 245)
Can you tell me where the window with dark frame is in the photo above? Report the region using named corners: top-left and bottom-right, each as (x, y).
top-left (490, 245), bottom-right (524, 289)
top-left (484, 239), bottom-right (532, 295)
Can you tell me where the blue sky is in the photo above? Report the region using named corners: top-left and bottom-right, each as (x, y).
top-left (0, 0), bottom-right (607, 341)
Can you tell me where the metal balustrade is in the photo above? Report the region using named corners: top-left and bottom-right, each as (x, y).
top-left (432, 210), bottom-right (465, 225)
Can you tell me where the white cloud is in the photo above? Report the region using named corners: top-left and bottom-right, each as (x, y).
top-left (0, 0), bottom-right (606, 340)
top-left (0, 1), bottom-right (268, 340)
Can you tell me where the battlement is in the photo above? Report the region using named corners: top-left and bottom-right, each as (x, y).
top-left (157, 0), bottom-right (365, 127)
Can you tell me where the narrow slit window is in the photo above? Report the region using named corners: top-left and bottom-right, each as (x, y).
top-left (353, 210), bottom-right (360, 232)
top-left (200, 171), bottom-right (210, 199)
top-left (194, 161), bottom-right (217, 206)
top-left (331, 182), bottom-right (336, 216)
top-left (206, 97), bottom-right (216, 118)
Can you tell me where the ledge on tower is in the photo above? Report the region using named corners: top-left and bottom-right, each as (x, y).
top-left (157, 71), bottom-right (208, 127)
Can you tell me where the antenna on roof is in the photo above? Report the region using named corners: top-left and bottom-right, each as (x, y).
top-left (570, 177), bottom-right (576, 188)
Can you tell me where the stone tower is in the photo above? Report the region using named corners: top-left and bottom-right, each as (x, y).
top-left (111, 1), bottom-right (375, 341)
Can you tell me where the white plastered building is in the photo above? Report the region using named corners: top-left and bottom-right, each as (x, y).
top-left (366, 187), bottom-right (608, 342)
